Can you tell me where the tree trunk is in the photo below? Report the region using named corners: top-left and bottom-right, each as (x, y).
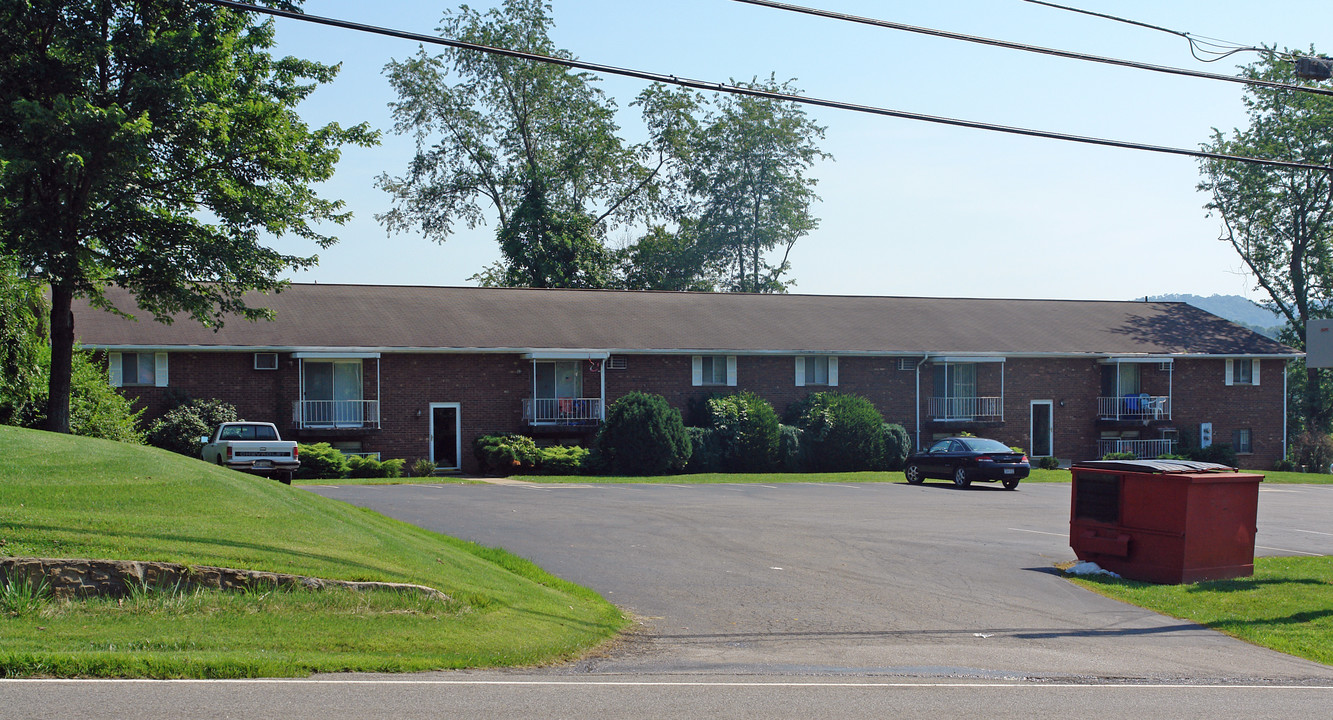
top-left (44, 283), bottom-right (75, 434)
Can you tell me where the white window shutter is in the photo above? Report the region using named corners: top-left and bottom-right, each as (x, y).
top-left (108, 352), bottom-right (123, 387)
top-left (1253, 359), bottom-right (1260, 386)
top-left (795, 357), bottom-right (806, 387)
top-left (828, 356), bottom-right (839, 387)
top-left (1225, 359), bottom-right (1234, 386)
top-left (726, 356), bottom-right (737, 386)
top-left (691, 356), bottom-right (703, 386)
top-left (154, 353), bottom-right (169, 387)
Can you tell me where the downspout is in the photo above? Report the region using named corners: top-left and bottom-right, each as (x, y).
top-left (600, 358), bottom-right (607, 421)
top-left (915, 356), bottom-right (931, 451)
top-left (297, 359), bottom-right (304, 429)
top-left (1284, 360), bottom-right (1289, 462)
top-left (1000, 360), bottom-right (1006, 423)
top-left (376, 358), bottom-right (382, 428)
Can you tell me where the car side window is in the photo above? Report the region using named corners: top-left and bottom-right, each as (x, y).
top-left (929, 440), bottom-right (951, 454)
top-left (949, 440), bottom-right (967, 453)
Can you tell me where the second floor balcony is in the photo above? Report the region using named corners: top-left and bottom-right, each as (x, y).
top-left (928, 396), bottom-right (1004, 422)
top-left (293, 400), bottom-right (381, 429)
top-left (1097, 438), bottom-right (1177, 459)
top-left (1098, 395), bottom-right (1171, 422)
top-left (523, 397), bottom-right (604, 426)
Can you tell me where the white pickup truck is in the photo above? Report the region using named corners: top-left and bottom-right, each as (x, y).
top-left (200, 422), bottom-right (300, 484)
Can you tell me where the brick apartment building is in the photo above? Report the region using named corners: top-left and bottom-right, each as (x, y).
top-left (73, 284), bottom-right (1299, 473)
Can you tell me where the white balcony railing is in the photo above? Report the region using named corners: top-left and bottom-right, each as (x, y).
top-left (523, 397), bottom-right (604, 425)
top-left (1098, 395), bottom-right (1171, 421)
top-left (928, 396), bottom-right (1003, 421)
top-left (1097, 438), bottom-right (1177, 459)
top-left (293, 400), bottom-right (381, 429)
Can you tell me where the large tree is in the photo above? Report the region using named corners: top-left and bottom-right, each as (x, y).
top-left (688, 76), bottom-right (830, 294)
top-left (1198, 50), bottom-right (1333, 430)
top-left (0, 0), bottom-right (376, 433)
top-left (378, 0), bottom-right (671, 285)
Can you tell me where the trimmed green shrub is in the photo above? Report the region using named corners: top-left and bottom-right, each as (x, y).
top-left (792, 392), bottom-right (886, 472)
top-left (880, 423), bottom-right (911, 470)
top-left (686, 426), bottom-right (726, 473)
top-left (473, 433), bottom-right (540, 475)
top-left (777, 424), bottom-right (805, 472)
top-left (591, 391), bottom-right (691, 476)
top-left (346, 455), bottom-right (405, 479)
top-left (706, 392), bottom-right (780, 472)
top-left (535, 445), bottom-right (589, 475)
top-left (147, 398), bottom-right (239, 457)
top-left (1037, 455), bottom-right (1061, 470)
top-left (1273, 457), bottom-right (1296, 472)
top-left (295, 443), bottom-right (350, 480)
top-left (1101, 451), bottom-right (1137, 460)
top-left (410, 458), bottom-right (438, 477)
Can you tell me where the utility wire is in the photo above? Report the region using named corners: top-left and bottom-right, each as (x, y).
top-left (1022, 0), bottom-right (1274, 63)
top-left (732, 0), bottom-right (1330, 96)
top-left (199, 0), bottom-right (1331, 173)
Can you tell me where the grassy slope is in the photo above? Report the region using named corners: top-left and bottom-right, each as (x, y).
top-left (0, 426), bottom-right (626, 677)
top-left (1072, 556), bottom-right (1333, 667)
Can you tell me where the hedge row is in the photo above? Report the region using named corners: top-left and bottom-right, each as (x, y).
top-left (476, 390), bottom-right (912, 477)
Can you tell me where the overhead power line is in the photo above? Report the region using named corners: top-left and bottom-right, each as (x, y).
top-left (732, 0), bottom-right (1333, 97)
top-left (1022, 0), bottom-right (1273, 64)
top-left (199, 0), bottom-right (1332, 173)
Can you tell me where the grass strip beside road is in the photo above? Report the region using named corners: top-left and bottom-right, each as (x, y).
top-left (1070, 556), bottom-right (1333, 667)
top-left (0, 426), bottom-right (627, 678)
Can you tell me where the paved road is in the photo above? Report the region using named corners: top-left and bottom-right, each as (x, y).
top-left (6, 481), bottom-right (1331, 718)
top-left (302, 480), bottom-right (1333, 682)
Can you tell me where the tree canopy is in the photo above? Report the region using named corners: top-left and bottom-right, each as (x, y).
top-left (0, 0), bottom-right (377, 433)
top-left (379, 1), bottom-right (829, 294)
top-left (1198, 49), bottom-right (1333, 430)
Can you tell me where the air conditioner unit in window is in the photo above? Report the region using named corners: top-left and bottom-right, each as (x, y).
top-left (254, 352), bottom-right (279, 370)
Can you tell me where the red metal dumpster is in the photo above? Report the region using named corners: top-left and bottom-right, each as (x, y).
top-left (1069, 459), bottom-right (1263, 584)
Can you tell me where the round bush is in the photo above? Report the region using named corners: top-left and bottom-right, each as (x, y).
top-left (706, 392), bottom-right (780, 472)
top-left (147, 398), bottom-right (238, 457)
top-left (685, 426), bottom-right (726, 474)
top-left (295, 443), bottom-right (349, 480)
top-left (1037, 455), bottom-right (1061, 470)
top-left (792, 392), bottom-right (886, 473)
top-left (592, 392), bottom-right (691, 476)
top-left (879, 423), bottom-right (910, 470)
top-left (473, 433), bottom-right (540, 475)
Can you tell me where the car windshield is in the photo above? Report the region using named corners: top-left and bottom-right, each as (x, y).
top-left (959, 438), bottom-right (1012, 453)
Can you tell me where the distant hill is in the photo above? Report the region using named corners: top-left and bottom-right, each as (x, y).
top-left (1147, 294), bottom-right (1285, 338)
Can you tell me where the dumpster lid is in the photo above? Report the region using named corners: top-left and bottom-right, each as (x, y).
top-left (1072, 459), bottom-right (1238, 474)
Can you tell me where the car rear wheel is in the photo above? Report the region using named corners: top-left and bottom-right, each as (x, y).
top-left (905, 465), bottom-right (924, 484)
top-left (953, 466), bottom-right (971, 488)
top-left (1002, 478), bottom-right (1020, 490)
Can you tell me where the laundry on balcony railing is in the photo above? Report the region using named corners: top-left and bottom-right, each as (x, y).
top-left (293, 400), bottom-right (381, 429)
top-left (928, 396), bottom-right (1003, 421)
top-left (1097, 438), bottom-right (1177, 459)
top-left (523, 397), bottom-right (604, 425)
top-left (1098, 395), bottom-right (1171, 421)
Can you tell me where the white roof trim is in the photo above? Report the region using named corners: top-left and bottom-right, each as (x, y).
top-left (522, 351), bottom-right (611, 360)
top-left (292, 352), bottom-right (381, 359)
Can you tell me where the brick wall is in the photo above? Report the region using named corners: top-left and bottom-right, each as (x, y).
top-left (110, 350), bottom-right (1290, 473)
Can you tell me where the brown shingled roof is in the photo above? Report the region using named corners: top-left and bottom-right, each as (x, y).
top-left (72, 284), bottom-right (1298, 357)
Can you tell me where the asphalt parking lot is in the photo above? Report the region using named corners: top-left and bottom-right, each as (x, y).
top-left (308, 480), bottom-right (1333, 683)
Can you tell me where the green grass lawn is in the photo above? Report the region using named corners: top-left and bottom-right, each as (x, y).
top-left (1070, 556), bottom-right (1333, 667)
top-left (0, 426), bottom-right (626, 678)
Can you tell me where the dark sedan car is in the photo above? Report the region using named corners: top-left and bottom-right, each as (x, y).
top-left (904, 437), bottom-right (1030, 489)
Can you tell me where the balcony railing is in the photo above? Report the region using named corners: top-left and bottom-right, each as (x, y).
top-left (1098, 395), bottom-right (1171, 421)
top-left (928, 396), bottom-right (1003, 422)
top-left (1097, 438), bottom-right (1177, 459)
top-left (293, 400), bottom-right (381, 429)
top-left (523, 397), bottom-right (604, 425)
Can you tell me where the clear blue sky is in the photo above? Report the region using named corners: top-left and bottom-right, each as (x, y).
top-left (262, 0), bottom-right (1333, 302)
